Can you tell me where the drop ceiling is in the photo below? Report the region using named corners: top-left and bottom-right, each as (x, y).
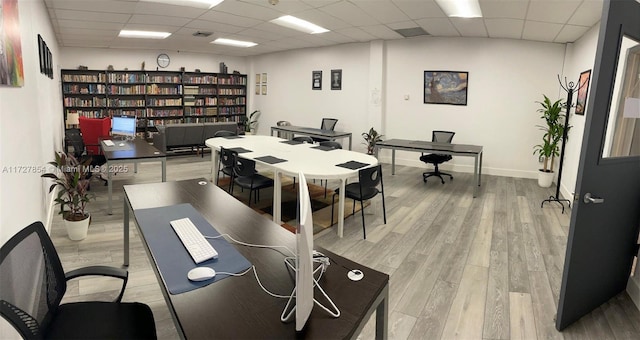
top-left (44, 0), bottom-right (604, 57)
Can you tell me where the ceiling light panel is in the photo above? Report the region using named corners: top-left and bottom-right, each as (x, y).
top-left (271, 15), bottom-right (329, 34)
top-left (119, 30), bottom-right (171, 39)
top-left (211, 38), bottom-right (257, 47)
top-left (139, 0), bottom-right (224, 9)
top-left (435, 0), bottom-right (483, 18)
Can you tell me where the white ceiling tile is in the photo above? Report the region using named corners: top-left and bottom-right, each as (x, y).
top-left (386, 21), bottom-right (421, 30)
top-left (47, 0), bottom-right (137, 13)
top-left (450, 18), bottom-right (488, 38)
top-left (479, 0), bottom-right (528, 19)
top-left (554, 24), bottom-right (590, 43)
top-left (522, 21), bottom-right (564, 42)
top-left (213, 0), bottom-right (282, 20)
top-left (320, 1), bottom-right (379, 27)
top-left (391, 0), bottom-right (446, 19)
top-left (485, 18), bottom-right (524, 39)
top-left (121, 23), bottom-right (182, 33)
top-left (415, 17), bottom-right (460, 37)
top-left (291, 9), bottom-right (350, 31)
top-left (361, 25), bottom-right (404, 40)
top-left (197, 10), bottom-right (263, 27)
top-left (128, 14), bottom-right (192, 27)
top-left (185, 19), bottom-right (245, 34)
top-left (58, 27), bottom-right (120, 38)
top-left (54, 9), bottom-right (131, 23)
top-left (526, 0), bottom-right (582, 24)
top-left (57, 19), bottom-right (125, 30)
top-left (335, 27), bottom-right (378, 42)
top-left (313, 31), bottom-right (358, 44)
top-left (350, 0), bottom-right (411, 24)
top-left (133, 2), bottom-right (208, 18)
top-left (568, 0), bottom-right (604, 26)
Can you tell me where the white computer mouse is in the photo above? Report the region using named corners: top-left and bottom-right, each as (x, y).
top-left (118, 143), bottom-right (125, 146)
top-left (187, 267), bottom-right (216, 282)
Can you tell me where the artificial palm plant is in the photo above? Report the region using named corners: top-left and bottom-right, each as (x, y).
top-left (533, 95), bottom-right (568, 173)
top-left (362, 127), bottom-right (384, 155)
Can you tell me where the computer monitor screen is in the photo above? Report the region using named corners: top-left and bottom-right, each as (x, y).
top-left (295, 172), bottom-right (314, 331)
top-left (111, 116), bottom-right (136, 138)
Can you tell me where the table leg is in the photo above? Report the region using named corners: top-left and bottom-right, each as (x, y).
top-left (348, 135), bottom-right (352, 150)
top-left (161, 158), bottom-right (166, 182)
top-left (211, 149), bottom-right (220, 183)
top-left (338, 178), bottom-right (346, 237)
top-left (473, 154), bottom-right (479, 198)
top-left (123, 195), bottom-right (130, 266)
top-left (273, 171), bottom-right (282, 224)
top-left (478, 151), bottom-right (483, 187)
top-left (134, 162), bottom-right (138, 174)
top-left (108, 161), bottom-right (113, 215)
top-left (375, 287), bottom-right (389, 340)
top-left (270, 127), bottom-right (275, 137)
top-left (391, 149), bottom-right (396, 175)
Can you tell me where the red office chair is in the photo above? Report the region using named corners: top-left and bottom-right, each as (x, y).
top-left (78, 116), bottom-right (111, 155)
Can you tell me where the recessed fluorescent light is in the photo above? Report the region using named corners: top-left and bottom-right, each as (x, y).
top-left (119, 30), bottom-right (171, 39)
top-left (139, 0), bottom-right (224, 9)
top-left (270, 15), bottom-right (329, 34)
top-left (211, 38), bottom-right (257, 48)
top-left (435, 0), bottom-right (483, 18)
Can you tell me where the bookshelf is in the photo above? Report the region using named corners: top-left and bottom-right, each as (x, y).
top-left (61, 69), bottom-right (248, 133)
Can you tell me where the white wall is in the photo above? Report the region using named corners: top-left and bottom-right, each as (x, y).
top-left (60, 47), bottom-right (247, 77)
top-left (0, 1), bottom-right (61, 338)
top-left (248, 43), bottom-right (371, 145)
top-left (559, 24), bottom-right (600, 200)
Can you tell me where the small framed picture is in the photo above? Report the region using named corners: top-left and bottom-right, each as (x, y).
top-left (38, 35), bottom-right (45, 74)
top-left (262, 73), bottom-right (267, 83)
top-left (575, 69), bottom-right (591, 115)
top-left (255, 84), bottom-right (260, 95)
top-left (255, 73), bottom-right (261, 84)
top-left (331, 69), bottom-right (342, 90)
top-left (312, 70), bottom-right (322, 90)
top-left (262, 84), bottom-right (267, 95)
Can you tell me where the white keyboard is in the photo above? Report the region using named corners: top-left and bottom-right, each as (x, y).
top-left (103, 140), bottom-right (115, 147)
top-left (170, 218), bottom-right (218, 264)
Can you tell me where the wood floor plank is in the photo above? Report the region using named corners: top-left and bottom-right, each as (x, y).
top-left (409, 279), bottom-right (458, 340)
top-left (467, 193), bottom-right (495, 268)
top-left (441, 265), bottom-right (489, 340)
top-left (509, 292), bottom-right (538, 340)
top-left (483, 249), bottom-right (509, 340)
top-left (529, 271), bottom-right (564, 340)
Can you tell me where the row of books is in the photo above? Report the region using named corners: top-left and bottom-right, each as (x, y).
top-left (147, 98), bottom-right (182, 106)
top-left (63, 84), bottom-right (106, 94)
top-left (63, 74), bottom-right (106, 83)
top-left (64, 97), bottom-right (107, 107)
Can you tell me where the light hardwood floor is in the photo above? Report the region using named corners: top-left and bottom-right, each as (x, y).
top-left (50, 154), bottom-right (640, 339)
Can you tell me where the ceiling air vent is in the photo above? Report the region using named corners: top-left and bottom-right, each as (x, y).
top-left (193, 31), bottom-right (213, 37)
top-left (394, 27), bottom-right (429, 38)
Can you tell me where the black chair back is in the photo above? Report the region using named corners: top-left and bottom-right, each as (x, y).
top-left (359, 165), bottom-right (383, 191)
top-left (1, 222), bottom-right (67, 339)
top-left (292, 136), bottom-right (314, 144)
top-left (233, 156), bottom-right (257, 178)
top-left (433, 130), bottom-right (455, 143)
top-left (220, 147), bottom-right (238, 168)
top-left (214, 130), bottom-right (236, 137)
top-left (321, 118), bottom-right (338, 131)
top-left (65, 128), bottom-right (85, 158)
top-left (319, 141), bottom-right (342, 149)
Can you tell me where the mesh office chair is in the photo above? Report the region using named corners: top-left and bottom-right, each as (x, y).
top-left (292, 136), bottom-right (314, 144)
top-left (231, 155), bottom-right (274, 207)
top-left (330, 165), bottom-right (386, 239)
top-left (0, 221), bottom-right (157, 339)
top-left (313, 118), bottom-right (338, 143)
top-left (419, 131), bottom-right (455, 184)
top-left (65, 128), bottom-right (107, 186)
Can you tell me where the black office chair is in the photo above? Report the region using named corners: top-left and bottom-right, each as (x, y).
top-left (65, 128), bottom-right (107, 187)
top-left (0, 221), bottom-right (157, 340)
top-left (292, 136), bottom-right (314, 144)
top-left (217, 147), bottom-right (239, 192)
top-left (199, 129), bottom-right (236, 158)
top-left (313, 118), bottom-right (338, 143)
top-left (231, 155), bottom-right (274, 207)
top-left (330, 165), bottom-right (386, 239)
top-left (420, 131), bottom-right (455, 184)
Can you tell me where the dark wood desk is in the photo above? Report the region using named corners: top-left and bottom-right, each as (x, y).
top-left (123, 179), bottom-right (389, 339)
top-left (270, 125), bottom-right (353, 150)
top-left (376, 139), bottom-right (483, 197)
top-left (101, 138), bottom-right (166, 214)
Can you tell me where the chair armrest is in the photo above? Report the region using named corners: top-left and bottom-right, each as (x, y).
top-left (65, 266), bottom-right (129, 302)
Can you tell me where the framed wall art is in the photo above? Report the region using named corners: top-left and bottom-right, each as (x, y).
top-left (423, 71), bottom-right (468, 105)
top-left (331, 69), bottom-right (341, 90)
top-left (312, 70), bottom-right (322, 90)
top-left (575, 69), bottom-right (591, 115)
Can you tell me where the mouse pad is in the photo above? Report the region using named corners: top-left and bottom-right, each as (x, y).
top-left (134, 203), bottom-right (252, 295)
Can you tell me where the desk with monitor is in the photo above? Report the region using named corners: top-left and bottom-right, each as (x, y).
top-left (205, 135), bottom-right (378, 237)
top-left (375, 139), bottom-right (483, 197)
top-left (101, 138), bottom-right (166, 214)
top-left (122, 178), bottom-right (389, 339)
top-left (270, 125), bottom-right (353, 150)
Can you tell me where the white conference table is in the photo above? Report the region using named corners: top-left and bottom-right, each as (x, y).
top-left (206, 135), bottom-right (378, 237)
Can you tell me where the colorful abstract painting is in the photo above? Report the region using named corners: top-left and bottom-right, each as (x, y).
top-left (0, 0), bottom-right (24, 87)
top-left (424, 71), bottom-right (468, 105)
top-left (575, 69), bottom-right (591, 115)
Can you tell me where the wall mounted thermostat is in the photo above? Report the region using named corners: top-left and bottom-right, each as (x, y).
top-left (157, 53), bottom-right (170, 68)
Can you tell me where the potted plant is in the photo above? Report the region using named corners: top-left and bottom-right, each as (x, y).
top-left (533, 95), bottom-right (568, 187)
top-left (362, 127), bottom-right (383, 155)
top-left (42, 152), bottom-right (94, 240)
top-left (241, 110), bottom-right (260, 134)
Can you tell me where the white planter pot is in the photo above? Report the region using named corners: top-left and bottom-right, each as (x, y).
top-left (64, 214), bottom-right (90, 241)
top-left (538, 170), bottom-right (554, 188)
